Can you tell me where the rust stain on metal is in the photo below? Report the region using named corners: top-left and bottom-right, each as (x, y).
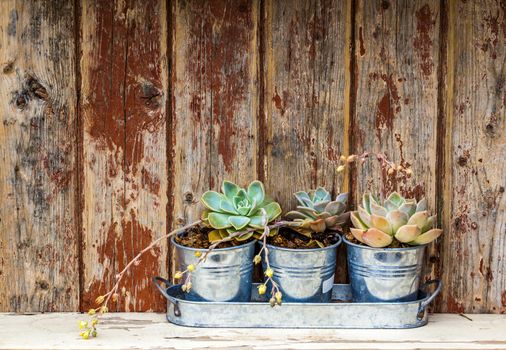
top-left (413, 4), bottom-right (435, 77)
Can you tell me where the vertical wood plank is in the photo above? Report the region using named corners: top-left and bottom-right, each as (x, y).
top-left (170, 0), bottom-right (259, 267)
top-left (0, 0), bottom-right (79, 311)
top-left (262, 0), bottom-right (349, 281)
top-left (81, 0), bottom-right (168, 311)
top-left (441, 0), bottom-right (506, 313)
top-left (353, 0), bottom-right (441, 281)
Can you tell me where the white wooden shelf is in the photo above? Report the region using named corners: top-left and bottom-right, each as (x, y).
top-left (0, 312), bottom-right (505, 349)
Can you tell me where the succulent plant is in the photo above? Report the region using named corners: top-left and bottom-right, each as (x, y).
top-left (201, 180), bottom-right (282, 242)
top-left (284, 187), bottom-right (349, 246)
top-left (350, 192), bottom-right (442, 248)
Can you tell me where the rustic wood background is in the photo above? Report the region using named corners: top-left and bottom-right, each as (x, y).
top-left (0, 0), bottom-right (505, 314)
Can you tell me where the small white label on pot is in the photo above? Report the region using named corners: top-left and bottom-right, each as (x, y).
top-left (322, 274), bottom-right (334, 294)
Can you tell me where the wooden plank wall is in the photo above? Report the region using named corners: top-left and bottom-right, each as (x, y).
top-left (0, 0), bottom-right (504, 314)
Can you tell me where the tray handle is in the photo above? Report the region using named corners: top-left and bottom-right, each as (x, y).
top-left (417, 279), bottom-right (442, 319)
top-left (152, 276), bottom-right (181, 317)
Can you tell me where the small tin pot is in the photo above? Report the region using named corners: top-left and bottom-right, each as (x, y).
top-left (171, 237), bottom-right (255, 302)
top-left (343, 235), bottom-right (426, 302)
top-left (261, 235), bottom-right (341, 302)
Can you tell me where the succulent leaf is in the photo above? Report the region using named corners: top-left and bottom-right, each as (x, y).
top-left (314, 187), bottom-right (330, 202)
top-left (422, 215), bottom-right (436, 233)
top-left (395, 225), bottom-right (421, 243)
top-left (235, 232), bottom-right (254, 241)
top-left (416, 198), bottom-right (428, 212)
top-left (370, 214), bottom-right (393, 235)
top-left (350, 228), bottom-right (366, 243)
top-left (228, 216), bottom-right (251, 230)
top-left (351, 211), bottom-right (369, 230)
top-left (309, 219), bottom-right (326, 233)
top-left (336, 192), bottom-right (349, 204)
top-left (358, 206), bottom-right (372, 227)
top-left (247, 181), bottom-right (265, 208)
top-left (262, 202), bottom-right (282, 221)
top-left (409, 228), bottom-right (443, 245)
top-left (386, 210), bottom-right (409, 233)
top-left (370, 202), bottom-right (388, 217)
top-left (362, 228), bottom-right (393, 248)
top-left (201, 191), bottom-right (226, 212)
top-left (249, 214), bottom-right (268, 228)
top-left (313, 200), bottom-right (331, 212)
top-left (362, 193), bottom-right (372, 214)
top-left (208, 212), bottom-right (233, 229)
top-left (222, 181), bottom-right (241, 200)
top-left (294, 191), bottom-right (314, 207)
top-left (399, 202), bottom-right (416, 217)
top-left (285, 210), bottom-right (311, 220)
top-left (325, 201), bottom-right (345, 216)
top-left (208, 229), bottom-right (225, 242)
top-left (387, 192), bottom-right (404, 207)
top-left (220, 199), bottom-right (238, 214)
top-left (407, 211), bottom-right (429, 229)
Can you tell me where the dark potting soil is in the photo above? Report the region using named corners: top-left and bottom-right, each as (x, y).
top-left (344, 231), bottom-right (410, 248)
top-left (267, 227), bottom-right (340, 249)
top-left (174, 226), bottom-right (253, 249)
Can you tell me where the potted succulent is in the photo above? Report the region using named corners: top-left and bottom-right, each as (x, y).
top-left (345, 192), bottom-right (443, 302)
top-left (258, 187), bottom-right (349, 302)
top-left (172, 180), bottom-right (282, 302)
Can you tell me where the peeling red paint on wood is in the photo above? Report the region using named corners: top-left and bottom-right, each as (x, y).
top-left (81, 0), bottom-right (167, 312)
top-left (414, 4), bottom-right (435, 77)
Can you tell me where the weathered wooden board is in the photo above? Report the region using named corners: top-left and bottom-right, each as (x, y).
top-left (80, 0), bottom-right (168, 312)
top-left (262, 0), bottom-right (350, 281)
top-left (353, 0), bottom-right (441, 285)
top-left (169, 0), bottom-right (259, 275)
top-left (0, 0), bottom-right (79, 311)
top-left (262, 0), bottom-right (348, 211)
top-left (440, 0), bottom-right (506, 314)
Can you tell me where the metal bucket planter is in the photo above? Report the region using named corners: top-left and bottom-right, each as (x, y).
top-left (171, 237), bottom-right (255, 302)
top-left (261, 235), bottom-right (341, 302)
top-left (343, 235), bottom-right (426, 302)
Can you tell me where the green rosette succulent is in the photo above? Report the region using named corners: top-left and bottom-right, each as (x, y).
top-left (201, 180), bottom-right (282, 242)
top-left (284, 187), bottom-right (349, 246)
top-left (350, 192), bottom-right (443, 248)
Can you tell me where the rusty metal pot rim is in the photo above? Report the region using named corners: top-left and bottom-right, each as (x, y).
top-left (343, 235), bottom-right (428, 252)
top-left (171, 235), bottom-right (256, 252)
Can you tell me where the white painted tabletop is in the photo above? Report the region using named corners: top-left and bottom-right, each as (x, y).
top-left (0, 313), bottom-right (505, 349)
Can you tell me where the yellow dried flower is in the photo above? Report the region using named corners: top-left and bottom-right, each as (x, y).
top-left (91, 318), bottom-right (98, 326)
top-left (78, 321), bottom-right (88, 329)
top-left (194, 251), bottom-right (202, 258)
top-left (112, 293), bottom-right (119, 302)
top-left (100, 306), bottom-right (108, 313)
top-left (257, 284), bottom-right (267, 295)
top-left (265, 268), bottom-right (274, 278)
top-left (95, 295), bottom-right (105, 305)
top-left (174, 271), bottom-right (183, 279)
top-left (275, 291), bottom-right (282, 304)
top-left (92, 330), bottom-right (97, 338)
top-left (82, 331), bottom-right (90, 340)
top-left (187, 264), bottom-right (196, 272)
top-left (253, 255), bottom-right (261, 264)
top-left (339, 155), bottom-right (347, 162)
top-left (87, 309), bottom-right (96, 315)
top-left (269, 297), bottom-right (276, 307)
top-left (337, 165), bottom-right (346, 173)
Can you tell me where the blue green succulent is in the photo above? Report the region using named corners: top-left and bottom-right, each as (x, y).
top-left (201, 180), bottom-right (282, 242)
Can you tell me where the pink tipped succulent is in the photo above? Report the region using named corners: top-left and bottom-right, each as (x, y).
top-left (350, 192), bottom-right (443, 248)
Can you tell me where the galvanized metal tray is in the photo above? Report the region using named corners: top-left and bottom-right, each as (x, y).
top-left (153, 277), bottom-right (441, 329)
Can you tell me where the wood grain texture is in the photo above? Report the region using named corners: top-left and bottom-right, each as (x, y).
top-left (440, 0), bottom-right (506, 314)
top-left (0, 0), bottom-right (79, 311)
top-left (80, 0), bottom-right (168, 311)
top-left (169, 0), bottom-right (259, 256)
top-left (353, 0), bottom-right (441, 284)
top-left (262, 0), bottom-right (348, 209)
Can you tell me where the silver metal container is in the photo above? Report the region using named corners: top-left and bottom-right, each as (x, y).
top-left (171, 237), bottom-right (255, 302)
top-left (153, 277), bottom-right (442, 328)
top-left (344, 236), bottom-right (426, 302)
top-left (261, 235), bottom-right (341, 302)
